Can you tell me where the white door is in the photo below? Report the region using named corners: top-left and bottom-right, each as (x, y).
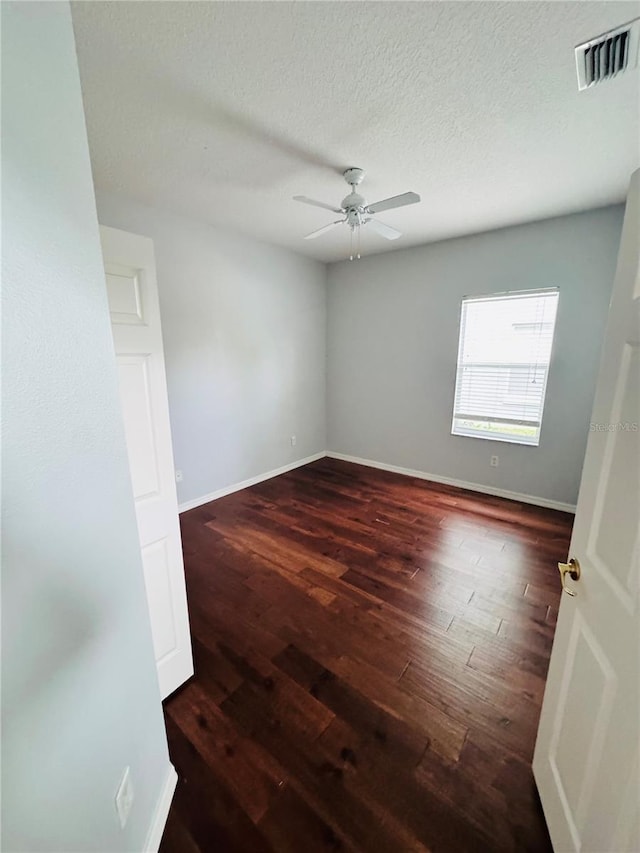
top-left (533, 171), bottom-right (640, 851)
top-left (100, 225), bottom-right (193, 699)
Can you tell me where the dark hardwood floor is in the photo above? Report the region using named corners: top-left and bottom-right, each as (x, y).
top-left (159, 458), bottom-right (572, 852)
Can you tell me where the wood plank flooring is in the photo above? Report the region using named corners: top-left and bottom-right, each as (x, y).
top-left (160, 458), bottom-right (573, 852)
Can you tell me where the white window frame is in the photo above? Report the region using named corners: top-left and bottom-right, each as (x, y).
top-left (451, 288), bottom-right (559, 447)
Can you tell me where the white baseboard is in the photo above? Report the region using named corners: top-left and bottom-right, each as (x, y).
top-left (144, 764), bottom-right (177, 853)
top-left (326, 451), bottom-right (576, 514)
top-left (178, 449), bottom-right (576, 515)
top-left (178, 452), bottom-right (326, 513)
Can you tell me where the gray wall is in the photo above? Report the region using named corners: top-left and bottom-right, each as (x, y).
top-left (96, 191), bottom-right (327, 507)
top-left (2, 4), bottom-right (170, 850)
top-left (327, 206), bottom-right (624, 507)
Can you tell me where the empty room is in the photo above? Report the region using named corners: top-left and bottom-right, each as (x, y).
top-left (3, 1), bottom-right (639, 852)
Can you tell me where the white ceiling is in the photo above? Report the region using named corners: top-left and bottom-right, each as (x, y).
top-left (72, 1), bottom-right (640, 263)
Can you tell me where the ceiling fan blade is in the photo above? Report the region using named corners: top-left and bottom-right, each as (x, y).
top-left (304, 220), bottom-right (343, 240)
top-left (366, 218), bottom-right (402, 240)
top-left (366, 191), bottom-right (421, 214)
top-left (294, 195), bottom-right (342, 214)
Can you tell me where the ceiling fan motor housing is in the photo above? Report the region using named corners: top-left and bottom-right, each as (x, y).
top-left (342, 191), bottom-right (366, 212)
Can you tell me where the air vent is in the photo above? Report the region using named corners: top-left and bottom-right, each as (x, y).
top-left (575, 19), bottom-right (639, 90)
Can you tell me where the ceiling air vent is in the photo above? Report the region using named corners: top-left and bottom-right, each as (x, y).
top-left (575, 19), bottom-right (639, 90)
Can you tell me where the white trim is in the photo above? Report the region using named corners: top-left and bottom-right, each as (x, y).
top-left (326, 451), bottom-right (576, 514)
top-left (177, 449), bottom-right (576, 515)
top-left (143, 764), bottom-right (177, 853)
top-left (178, 452), bottom-right (326, 513)
top-left (463, 286), bottom-right (559, 303)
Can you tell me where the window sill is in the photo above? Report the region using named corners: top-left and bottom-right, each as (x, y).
top-left (451, 429), bottom-right (540, 447)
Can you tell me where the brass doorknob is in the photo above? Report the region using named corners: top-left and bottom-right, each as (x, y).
top-left (558, 558), bottom-right (581, 597)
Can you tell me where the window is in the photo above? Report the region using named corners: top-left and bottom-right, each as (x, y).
top-left (451, 289), bottom-right (559, 446)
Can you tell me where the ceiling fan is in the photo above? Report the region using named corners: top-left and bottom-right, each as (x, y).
top-left (293, 168), bottom-right (421, 259)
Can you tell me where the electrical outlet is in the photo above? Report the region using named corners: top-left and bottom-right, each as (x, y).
top-left (490, 456), bottom-right (499, 467)
top-left (115, 766), bottom-right (134, 829)
top-left (175, 469), bottom-right (183, 483)
top-left (290, 435), bottom-right (297, 447)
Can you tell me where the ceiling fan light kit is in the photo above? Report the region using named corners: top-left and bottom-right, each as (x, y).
top-left (293, 168), bottom-right (421, 260)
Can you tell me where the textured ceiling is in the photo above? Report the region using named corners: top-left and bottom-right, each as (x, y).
top-left (72, 1), bottom-right (640, 263)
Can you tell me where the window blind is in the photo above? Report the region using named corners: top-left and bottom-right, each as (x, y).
top-left (451, 289), bottom-right (559, 446)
